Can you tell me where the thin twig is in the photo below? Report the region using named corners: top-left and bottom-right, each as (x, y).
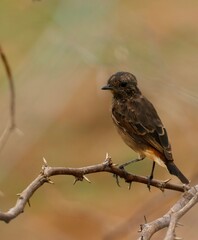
top-left (0, 156), bottom-right (190, 223)
top-left (0, 45), bottom-right (16, 151)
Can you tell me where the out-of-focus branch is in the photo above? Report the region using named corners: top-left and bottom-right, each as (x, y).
top-left (138, 185), bottom-right (198, 240)
top-left (0, 155), bottom-right (189, 223)
top-left (0, 45), bottom-right (16, 151)
top-left (164, 188), bottom-right (198, 240)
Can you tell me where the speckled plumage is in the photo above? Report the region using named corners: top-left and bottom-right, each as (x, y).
top-left (102, 72), bottom-right (189, 184)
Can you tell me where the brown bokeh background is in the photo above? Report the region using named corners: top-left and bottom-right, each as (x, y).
top-left (0, 1), bottom-right (198, 239)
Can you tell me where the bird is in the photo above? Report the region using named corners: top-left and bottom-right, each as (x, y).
top-left (101, 71), bottom-right (189, 185)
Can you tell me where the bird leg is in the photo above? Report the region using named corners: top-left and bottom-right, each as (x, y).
top-left (119, 156), bottom-right (145, 170)
top-left (114, 156), bottom-right (145, 187)
top-left (147, 161), bottom-right (156, 191)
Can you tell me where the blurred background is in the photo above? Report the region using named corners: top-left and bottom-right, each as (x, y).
top-left (0, 0), bottom-right (198, 239)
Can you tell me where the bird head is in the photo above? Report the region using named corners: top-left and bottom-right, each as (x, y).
top-left (101, 72), bottom-right (139, 99)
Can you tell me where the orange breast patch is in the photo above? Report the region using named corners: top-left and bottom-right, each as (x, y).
top-left (143, 149), bottom-right (166, 168)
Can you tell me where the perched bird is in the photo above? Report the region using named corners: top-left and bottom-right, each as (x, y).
top-left (102, 72), bottom-right (189, 185)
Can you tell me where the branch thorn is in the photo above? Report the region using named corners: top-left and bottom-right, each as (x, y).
top-left (43, 157), bottom-right (48, 167)
top-left (103, 153), bottom-right (114, 168)
top-left (16, 193), bottom-right (23, 200)
top-left (113, 174), bottom-right (121, 187)
top-left (27, 199), bottom-right (31, 207)
top-left (176, 222), bottom-right (183, 227)
top-left (128, 181), bottom-right (132, 190)
top-left (83, 175), bottom-right (91, 183)
top-left (159, 178), bottom-right (171, 192)
top-left (73, 176), bottom-right (83, 185)
top-left (46, 178), bottom-right (54, 184)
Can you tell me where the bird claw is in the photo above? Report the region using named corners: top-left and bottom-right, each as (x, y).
top-left (147, 176), bottom-right (153, 191)
top-left (113, 164), bottom-right (127, 187)
top-left (113, 165), bottom-right (130, 187)
top-left (158, 178), bottom-right (171, 192)
top-left (118, 164), bottom-right (125, 170)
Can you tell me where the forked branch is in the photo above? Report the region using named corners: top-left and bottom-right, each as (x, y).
top-left (138, 185), bottom-right (198, 240)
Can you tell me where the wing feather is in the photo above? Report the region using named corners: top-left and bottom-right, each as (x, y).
top-left (113, 96), bottom-right (173, 161)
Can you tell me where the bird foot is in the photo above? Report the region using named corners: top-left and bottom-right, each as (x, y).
top-left (118, 164), bottom-right (126, 171)
top-left (113, 164), bottom-right (128, 187)
top-left (147, 176), bottom-right (153, 191)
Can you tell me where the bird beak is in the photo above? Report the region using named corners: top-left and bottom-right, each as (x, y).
top-left (101, 85), bottom-right (113, 90)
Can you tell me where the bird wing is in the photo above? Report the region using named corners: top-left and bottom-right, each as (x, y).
top-left (113, 96), bottom-right (173, 161)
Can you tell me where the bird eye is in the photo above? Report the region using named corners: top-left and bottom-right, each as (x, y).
top-left (120, 81), bottom-right (127, 87)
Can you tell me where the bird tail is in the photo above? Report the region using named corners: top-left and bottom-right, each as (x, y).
top-left (166, 162), bottom-right (189, 184)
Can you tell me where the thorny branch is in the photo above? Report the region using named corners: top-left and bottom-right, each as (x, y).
top-left (138, 186), bottom-right (198, 240)
top-left (0, 155), bottom-right (190, 224)
top-left (164, 188), bottom-right (198, 240)
top-left (0, 45), bottom-right (16, 152)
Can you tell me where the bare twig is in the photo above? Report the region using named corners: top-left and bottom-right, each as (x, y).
top-left (164, 188), bottom-right (198, 240)
top-left (0, 45), bottom-right (16, 151)
top-left (0, 155), bottom-right (190, 223)
top-left (138, 185), bottom-right (198, 240)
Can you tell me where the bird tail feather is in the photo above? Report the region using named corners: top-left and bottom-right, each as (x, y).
top-left (166, 162), bottom-right (189, 184)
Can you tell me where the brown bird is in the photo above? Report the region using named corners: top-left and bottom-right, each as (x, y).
top-left (102, 71), bottom-right (189, 185)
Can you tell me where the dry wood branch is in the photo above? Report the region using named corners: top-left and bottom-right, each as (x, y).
top-left (0, 45), bottom-right (16, 151)
top-left (0, 156), bottom-right (190, 223)
top-left (138, 185), bottom-right (198, 240)
top-left (164, 188), bottom-right (198, 240)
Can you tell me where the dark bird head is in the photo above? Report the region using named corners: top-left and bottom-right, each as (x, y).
top-left (101, 72), bottom-right (140, 99)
